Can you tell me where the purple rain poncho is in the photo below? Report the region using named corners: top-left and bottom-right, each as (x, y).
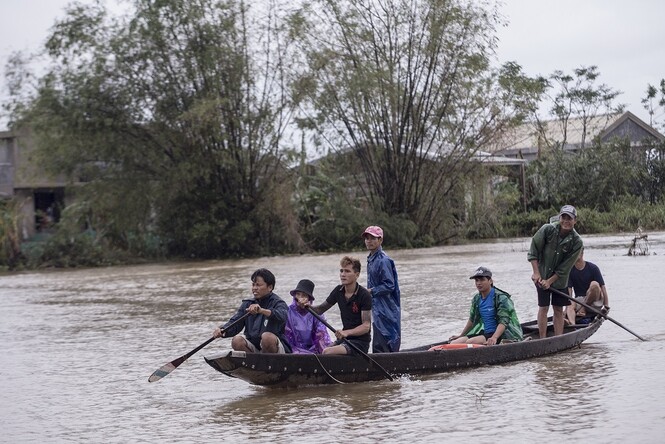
top-left (284, 298), bottom-right (333, 354)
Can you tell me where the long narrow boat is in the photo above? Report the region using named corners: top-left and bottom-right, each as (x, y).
top-left (204, 316), bottom-right (603, 388)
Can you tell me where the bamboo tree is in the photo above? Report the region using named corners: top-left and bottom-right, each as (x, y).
top-left (8, 0), bottom-right (301, 257)
top-left (288, 0), bottom-right (533, 240)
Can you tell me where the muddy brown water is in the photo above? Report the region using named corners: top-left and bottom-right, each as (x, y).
top-left (2, 232), bottom-right (664, 442)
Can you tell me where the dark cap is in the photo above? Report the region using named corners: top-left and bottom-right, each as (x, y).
top-left (469, 266), bottom-right (492, 279)
top-left (290, 279), bottom-right (315, 300)
top-left (559, 205), bottom-right (577, 218)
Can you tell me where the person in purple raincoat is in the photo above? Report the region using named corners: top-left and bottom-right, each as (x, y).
top-left (284, 279), bottom-right (333, 354)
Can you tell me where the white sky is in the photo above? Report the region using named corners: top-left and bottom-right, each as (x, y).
top-left (1, 0), bottom-right (664, 130)
top-left (496, 0), bottom-right (665, 124)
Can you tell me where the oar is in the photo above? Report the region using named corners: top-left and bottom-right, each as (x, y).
top-left (547, 286), bottom-right (646, 341)
top-left (148, 312), bottom-right (251, 382)
top-left (306, 306), bottom-right (394, 381)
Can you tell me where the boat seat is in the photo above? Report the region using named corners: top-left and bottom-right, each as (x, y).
top-left (523, 323), bottom-right (588, 333)
top-left (522, 324), bottom-right (546, 331)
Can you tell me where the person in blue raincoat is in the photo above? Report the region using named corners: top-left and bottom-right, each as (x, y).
top-left (362, 226), bottom-right (401, 353)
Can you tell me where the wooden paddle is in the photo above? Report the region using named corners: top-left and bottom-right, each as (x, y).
top-left (148, 312), bottom-right (251, 382)
top-left (547, 286), bottom-right (646, 341)
top-left (306, 306), bottom-right (394, 381)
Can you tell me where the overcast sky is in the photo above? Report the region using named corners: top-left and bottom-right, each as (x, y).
top-left (1, 0), bottom-right (664, 131)
top-left (496, 0), bottom-right (665, 125)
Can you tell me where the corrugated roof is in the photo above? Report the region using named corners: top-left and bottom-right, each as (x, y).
top-left (486, 113), bottom-right (624, 154)
top-left (471, 151), bottom-right (526, 165)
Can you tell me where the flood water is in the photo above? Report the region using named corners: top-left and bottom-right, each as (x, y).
top-left (2, 232), bottom-right (664, 443)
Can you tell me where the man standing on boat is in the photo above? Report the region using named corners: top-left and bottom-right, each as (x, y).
top-left (363, 226), bottom-right (401, 353)
top-left (528, 205), bottom-right (583, 338)
top-left (212, 268), bottom-right (291, 353)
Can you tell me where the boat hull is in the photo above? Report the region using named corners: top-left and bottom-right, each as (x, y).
top-left (204, 317), bottom-right (603, 387)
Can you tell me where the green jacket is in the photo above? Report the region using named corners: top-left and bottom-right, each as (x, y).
top-left (527, 221), bottom-right (583, 290)
top-left (467, 287), bottom-right (523, 342)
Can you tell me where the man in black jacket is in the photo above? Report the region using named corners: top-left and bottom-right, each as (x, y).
top-left (213, 268), bottom-right (291, 353)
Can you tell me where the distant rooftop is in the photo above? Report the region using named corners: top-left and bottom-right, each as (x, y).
top-left (485, 111), bottom-right (665, 160)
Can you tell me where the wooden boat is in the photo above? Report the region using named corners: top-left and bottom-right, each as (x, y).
top-left (204, 316), bottom-right (603, 388)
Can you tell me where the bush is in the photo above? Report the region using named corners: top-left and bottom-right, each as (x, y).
top-left (0, 199), bottom-right (23, 270)
top-left (21, 228), bottom-right (135, 268)
top-left (500, 208), bottom-right (556, 237)
top-left (497, 200), bottom-right (665, 238)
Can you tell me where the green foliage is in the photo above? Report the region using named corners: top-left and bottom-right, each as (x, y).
top-left (464, 178), bottom-right (523, 239)
top-left (499, 208), bottom-right (555, 237)
top-left (571, 199), bottom-right (665, 234)
top-left (605, 197), bottom-right (665, 232)
top-left (10, 0), bottom-right (299, 260)
top-left (6, 0), bottom-right (665, 270)
top-left (641, 140), bottom-right (665, 204)
top-left (641, 78), bottom-right (665, 132)
top-left (534, 66), bottom-right (624, 150)
top-left (293, 165), bottom-right (372, 251)
top-left (0, 199), bottom-right (24, 270)
top-left (288, 0), bottom-right (533, 240)
top-left (21, 230), bottom-right (125, 269)
top-left (293, 162), bottom-right (420, 250)
top-left (525, 138), bottom-right (643, 211)
top-left (20, 198), bottom-right (155, 268)
top-left (569, 208), bottom-right (612, 234)
top-left (496, 200), bottom-right (665, 239)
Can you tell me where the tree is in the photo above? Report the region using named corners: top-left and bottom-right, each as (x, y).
top-left (8, 0), bottom-right (301, 257)
top-left (525, 138), bottom-right (642, 211)
top-left (641, 78), bottom-right (665, 132)
top-left (288, 0), bottom-right (533, 241)
top-left (0, 199), bottom-right (24, 269)
top-left (532, 66), bottom-right (624, 150)
top-left (639, 78), bottom-right (665, 205)
top-left (642, 139), bottom-right (665, 204)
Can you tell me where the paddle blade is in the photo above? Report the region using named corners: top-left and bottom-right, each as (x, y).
top-left (148, 359), bottom-right (181, 383)
top-left (148, 337), bottom-right (217, 383)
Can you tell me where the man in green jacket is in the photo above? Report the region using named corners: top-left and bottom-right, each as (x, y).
top-left (528, 205), bottom-right (583, 338)
top-left (449, 266), bottom-right (523, 345)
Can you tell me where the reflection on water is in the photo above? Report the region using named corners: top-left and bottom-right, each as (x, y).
top-left (1, 232), bottom-right (665, 442)
top-left (216, 382), bottom-right (404, 439)
top-left (529, 345), bottom-right (616, 435)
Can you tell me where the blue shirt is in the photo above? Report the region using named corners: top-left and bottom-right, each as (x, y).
top-left (479, 288), bottom-right (498, 334)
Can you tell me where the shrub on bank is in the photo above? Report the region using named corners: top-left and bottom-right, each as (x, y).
top-left (21, 230), bottom-right (132, 268)
top-left (8, 201), bottom-right (665, 270)
top-left (498, 201), bottom-right (665, 238)
top-left (499, 208), bottom-right (555, 237)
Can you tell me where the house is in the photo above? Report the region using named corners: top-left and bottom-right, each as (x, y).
top-left (0, 128), bottom-right (71, 239)
top-left (306, 143), bottom-right (528, 218)
top-left (485, 111), bottom-right (665, 161)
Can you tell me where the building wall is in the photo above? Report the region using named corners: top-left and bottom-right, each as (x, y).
top-left (0, 132), bottom-right (16, 197)
top-left (0, 129), bottom-right (69, 239)
top-left (601, 119), bottom-right (659, 145)
top-left (491, 112), bottom-right (664, 161)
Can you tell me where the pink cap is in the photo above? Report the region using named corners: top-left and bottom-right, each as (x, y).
top-left (362, 226), bottom-right (384, 238)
